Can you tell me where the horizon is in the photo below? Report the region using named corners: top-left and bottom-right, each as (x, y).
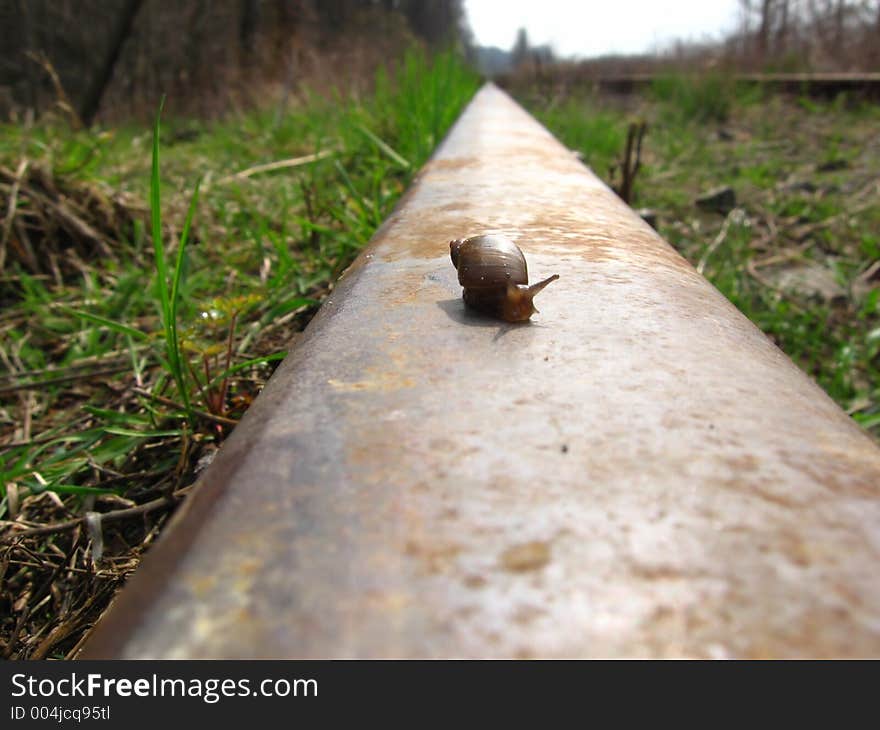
top-left (464, 0), bottom-right (741, 59)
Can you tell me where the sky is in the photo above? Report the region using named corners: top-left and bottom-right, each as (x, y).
top-left (464, 0), bottom-right (742, 58)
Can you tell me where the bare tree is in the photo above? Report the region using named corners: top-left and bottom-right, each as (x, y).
top-left (78, 0), bottom-right (143, 126)
top-left (0, 0), bottom-right (475, 121)
top-left (758, 0), bottom-right (773, 58)
top-left (775, 0), bottom-right (790, 54)
top-left (511, 27), bottom-right (530, 67)
top-left (239, 0), bottom-right (261, 67)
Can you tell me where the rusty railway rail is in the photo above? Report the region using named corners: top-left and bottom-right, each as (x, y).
top-left (82, 83), bottom-right (880, 659)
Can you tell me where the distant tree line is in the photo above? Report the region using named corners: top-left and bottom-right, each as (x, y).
top-left (0, 0), bottom-right (469, 124)
top-left (612, 0), bottom-right (880, 73)
top-left (728, 0), bottom-right (880, 70)
top-left (470, 26), bottom-right (555, 77)
top-left (489, 0), bottom-right (878, 83)
top-left (510, 27), bottom-right (555, 69)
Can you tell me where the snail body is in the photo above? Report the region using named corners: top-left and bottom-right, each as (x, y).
top-left (449, 234), bottom-right (559, 322)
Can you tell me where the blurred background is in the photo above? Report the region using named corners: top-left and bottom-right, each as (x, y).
top-left (469, 0), bottom-right (879, 74)
top-left (0, 0), bottom-right (469, 122)
top-left (2, 0), bottom-right (878, 124)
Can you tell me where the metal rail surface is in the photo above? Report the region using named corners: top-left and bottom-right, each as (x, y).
top-left (82, 83), bottom-right (880, 658)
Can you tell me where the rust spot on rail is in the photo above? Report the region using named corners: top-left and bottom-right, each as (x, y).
top-left (81, 83), bottom-right (880, 659)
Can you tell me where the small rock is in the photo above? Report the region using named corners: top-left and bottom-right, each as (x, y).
top-left (780, 180), bottom-right (818, 194)
top-left (637, 208), bottom-right (658, 229)
top-left (696, 185), bottom-right (736, 215)
top-left (817, 158), bottom-right (849, 173)
top-left (717, 127), bottom-right (734, 141)
top-left (168, 126), bottom-right (201, 144)
top-left (764, 262), bottom-right (846, 303)
top-left (851, 260), bottom-right (880, 302)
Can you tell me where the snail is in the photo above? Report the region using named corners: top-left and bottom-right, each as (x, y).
top-left (449, 234), bottom-right (559, 322)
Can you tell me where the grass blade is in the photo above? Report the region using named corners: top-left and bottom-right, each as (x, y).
top-left (168, 176), bottom-right (202, 417)
top-left (151, 96), bottom-right (170, 332)
top-left (103, 427), bottom-right (183, 438)
top-left (207, 352), bottom-right (287, 387)
top-left (150, 97), bottom-right (195, 424)
top-left (358, 124), bottom-right (410, 169)
top-left (64, 308), bottom-right (149, 340)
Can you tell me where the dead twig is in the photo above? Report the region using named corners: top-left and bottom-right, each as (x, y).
top-left (611, 120), bottom-right (647, 205)
top-left (750, 241), bottom-right (815, 269)
top-left (25, 51), bottom-right (82, 129)
top-left (0, 491), bottom-right (187, 544)
top-left (0, 350), bottom-right (136, 381)
top-left (0, 414), bottom-right (95, 451)
top-left (787, 184), bottom-right (878, 241)
top-left (697, 208), bottom-right (745, 275)
top-left (1, 159), bottom-right (30, 272)
top-left (745, 258), bottom-right (807, 312)
top-left (0, 364), bottom-right (132, 397)
top-left (854, 260), bottom-right (880, 287)
top-left (4, 559), bottom-right (106, 577)
top-left (24, 185), bottom-right (116, 261)
top-left (214, 150), bottom-right (334, 187)
top-left (131, 386), bottom-right (238, 426)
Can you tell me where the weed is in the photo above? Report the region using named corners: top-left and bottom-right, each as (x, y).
top-left (650, 71), bottom-right (758, 125)
top-left (530, 96), bottom-right (628, 182)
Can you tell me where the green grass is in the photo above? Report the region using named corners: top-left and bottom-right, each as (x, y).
top-left (530, 96), bottom-right (628, 180)
top-left (649, 71), bottom-right (759, 124)
top-left (0, 46), bottom-right (479, 659)
top-left (518, 76), bottom-right (880, 438)
top-left (150, 98), bottom-right (199, 424)
top-left (0, 47), bottom-right (479, 515)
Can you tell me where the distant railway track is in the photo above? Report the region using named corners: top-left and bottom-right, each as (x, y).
top-left (499, 71), bottom-right (880, 98)
top-left (82, 83), bottom-right (880, 659)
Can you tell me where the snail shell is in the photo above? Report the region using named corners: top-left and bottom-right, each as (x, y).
top-left (449, 234), bottom-right (559, 322)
